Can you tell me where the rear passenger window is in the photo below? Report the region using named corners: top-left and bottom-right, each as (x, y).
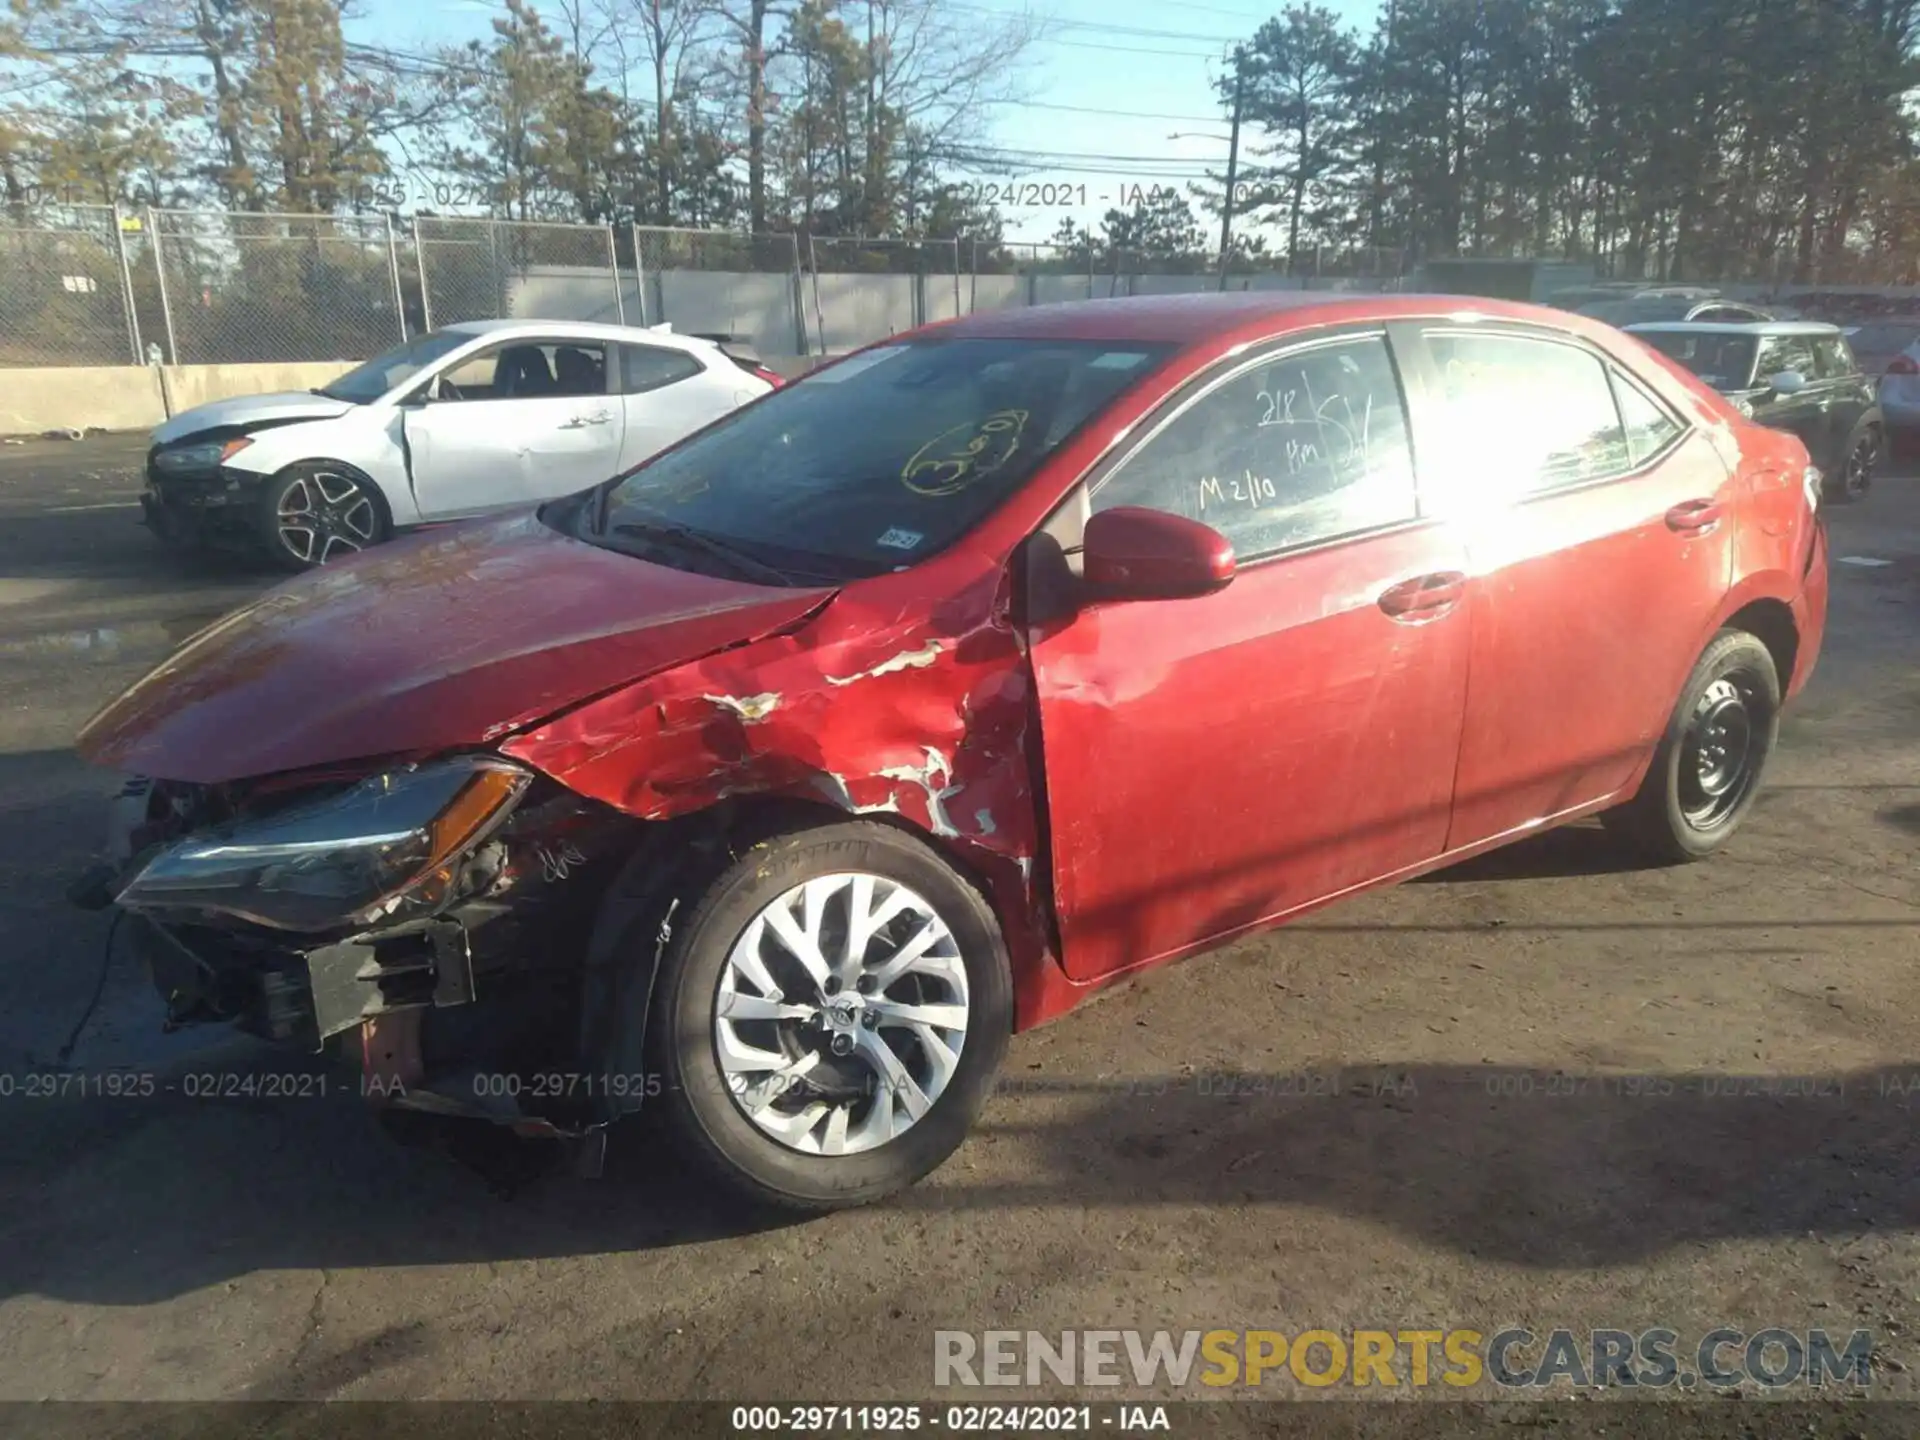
top-left (621, 344), bottom-right (703, 394)
top-left (1092, 334), bottom-right (1418, 560)
top-left (1422, 332), bottom-right (1631, 504)
top-left (1812, 337), bottom-right (1856, 380)
top-left (1757, 334), bottom-right (1818, 382)
top-left (1611, 373), bottom-right (1684, 465)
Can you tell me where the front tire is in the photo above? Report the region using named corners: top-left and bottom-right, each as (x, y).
top-left (1603, 630), bottom-right (1781, 864)
top-left (648, 820), bottom-right (1012, 1213)
top-left (256, 461), bottom-right (390, 571)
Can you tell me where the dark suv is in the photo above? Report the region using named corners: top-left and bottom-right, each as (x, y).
top-left (1628, 320), bottom-right (1882, 502)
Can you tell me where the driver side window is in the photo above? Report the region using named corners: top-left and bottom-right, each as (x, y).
top-left (1092, 334), bottom-right (1419, 561)
top-left (434, 341), bottom-right (608, 401)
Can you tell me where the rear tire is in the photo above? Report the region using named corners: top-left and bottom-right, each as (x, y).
top-left (1603, 630), bottom-right (1781, 864)
top-left (647, 820), bottom-right (1012, 1213)
top-left (255, 461), bottom-right (390, 571)
top-left (1826, 425), bottom-right (1878, 504)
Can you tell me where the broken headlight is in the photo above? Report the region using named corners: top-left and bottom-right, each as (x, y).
top-left (153, 436), bottom-right (253, 473)
top-left (114, 756), bottom-right (532, 933)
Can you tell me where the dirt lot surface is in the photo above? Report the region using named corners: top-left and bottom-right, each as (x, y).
top-left (0, 433), bottom-right (1916, 1427)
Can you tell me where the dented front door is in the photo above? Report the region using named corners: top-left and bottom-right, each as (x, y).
top-left (1026, 331), bottom-right (1473, 983)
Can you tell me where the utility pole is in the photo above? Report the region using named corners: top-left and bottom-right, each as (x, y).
top-left (1218, 46), bottom-right (1247, 292)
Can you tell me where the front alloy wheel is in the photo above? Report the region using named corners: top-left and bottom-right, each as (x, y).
top-left (261, 463), bottom-right (386, 570)
top-left (715, 873), bottom-right (970, 1156)
top-left (648, 821), bottom-right (1012, 1211)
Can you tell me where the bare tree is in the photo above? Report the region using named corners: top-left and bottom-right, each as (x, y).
top-left (600, 0), bottom-right (722, 224)
top-left (711, 0), bottom-right (786, 233)
top-left (856, 0), bottom-right (1037, 234)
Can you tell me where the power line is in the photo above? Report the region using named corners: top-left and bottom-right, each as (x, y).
top-left (985, 98), bottom-right (1229, 123)
top-left (1033, 36), bottom-right (1227, 57)
top-left (945, 1), bottom-right (1246, 44)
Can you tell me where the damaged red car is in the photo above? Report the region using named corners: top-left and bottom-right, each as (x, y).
top-left (73, 294), bottom-right (1829, 1210)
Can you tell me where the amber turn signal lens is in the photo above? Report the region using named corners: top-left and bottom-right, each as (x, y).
top-left (425, 766), bottom-right (524, 871)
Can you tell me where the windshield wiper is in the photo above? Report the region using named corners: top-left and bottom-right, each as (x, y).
top-left (611, 516), bottom-right (797, 586)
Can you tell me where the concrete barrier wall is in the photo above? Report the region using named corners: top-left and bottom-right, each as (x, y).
top-left (0, 361), bottom-right (358, 437)
top-left (0, 366), bottom-right (167, 435)
top-left (158, 361), bottom-right (357, 415)
top-left (653, 272), bottom-right (800, 356)
top-left (809, 273), bottom-right (919, 351)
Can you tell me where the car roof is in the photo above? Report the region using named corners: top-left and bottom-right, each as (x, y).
top-left (1624, 320), bottom-right (1841, 337)
top-left (442, 318), bottom-right (710, 350)
top-left (921, 291), bottom-right (1629, 346)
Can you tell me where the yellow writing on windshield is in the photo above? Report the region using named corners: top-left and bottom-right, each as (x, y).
top-left (901, 409), bottom-right (1029, 497)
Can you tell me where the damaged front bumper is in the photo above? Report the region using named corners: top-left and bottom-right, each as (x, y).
top-left (73, 767), bottom-right (647, 1165)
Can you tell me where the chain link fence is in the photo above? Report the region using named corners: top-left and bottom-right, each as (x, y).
top-left (804, 235), bottom-right (963, 352)
top-left (631, 226), bottom-right (803, 357)
top-left (147, 209), bottom-right (407, 365)
top-left (415, 216), bottom-right (624, 330)
top-left (0, 204), bottom-right (140, 365)
top-left (0, 206), bottom-right (1432, 374)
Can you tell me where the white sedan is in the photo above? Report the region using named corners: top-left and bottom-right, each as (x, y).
top-left (141, 320), bottom-right (782, 569)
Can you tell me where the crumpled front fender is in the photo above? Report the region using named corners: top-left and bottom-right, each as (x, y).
top-left (500, 566), bottom-right (1061, 1030)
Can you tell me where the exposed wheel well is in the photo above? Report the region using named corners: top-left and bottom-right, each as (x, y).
top-left (1725, 598), bottom-right (1797, 689)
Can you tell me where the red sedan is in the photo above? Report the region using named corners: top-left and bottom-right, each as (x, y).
top-left (74, 293), bottom-right (1829, 1210)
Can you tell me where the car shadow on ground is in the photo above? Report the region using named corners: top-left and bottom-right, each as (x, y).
top-left (4, 1043), bottom-right (1919, 1306)
top-left (4, 746), bottom-right (1916, 1306)
top-left (1880, 801), bottom-right (1920, 836)
top-left (1410, 821), bottom-right (1651, 884)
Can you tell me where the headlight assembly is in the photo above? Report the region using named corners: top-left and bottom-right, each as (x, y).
top-left (115, 756), bottom-right (532, 933)
top-left (154, 436), bottom-right (253, 472)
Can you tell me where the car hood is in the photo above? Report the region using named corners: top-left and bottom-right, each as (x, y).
top-left (153, 391), bottom-right (355, 443)
top-left (77, 511), bottom-right (836, 784)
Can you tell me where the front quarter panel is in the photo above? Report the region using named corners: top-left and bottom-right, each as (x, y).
top-left (222, 408), bottom-right (420, 526)
top-left (498, 547), bottom-right (1061, 1027)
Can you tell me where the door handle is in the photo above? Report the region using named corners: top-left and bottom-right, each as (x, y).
top-left (1665, 499), bottom-right (1723, 533)
top-left (560, 411), bottom-right (613, 430)
top-left (1378, 570), bottom-right (1467, 621)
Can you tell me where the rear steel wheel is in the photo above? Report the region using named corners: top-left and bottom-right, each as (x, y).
top-left (1676, 676), bottom-right (1762, 830)
top-left (1833, 430), bottom-right (1876, 503)
top-left (1603, 630), bottom-right (1781, 864)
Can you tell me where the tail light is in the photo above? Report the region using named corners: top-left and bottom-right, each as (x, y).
top-left (728, 353), bottom-right (785, 388)
top-left (1886, 354), bottom-right (1918, 375)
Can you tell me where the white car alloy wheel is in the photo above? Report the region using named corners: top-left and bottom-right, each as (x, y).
top-left (274, 466), bottom-right (382, 565)
top-left (714, 872), bottom-right (970, 1156)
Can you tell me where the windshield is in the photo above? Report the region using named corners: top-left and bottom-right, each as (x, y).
top-left (318, 330), bottom-right (476, 403)
top-left (583, 337), bottom-right (1172, 581)
top-left (1633, 331), bottom-right (1759, 391)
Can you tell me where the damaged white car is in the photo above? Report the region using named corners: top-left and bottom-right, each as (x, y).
top-left (140, 320), bottom-right (783, 570)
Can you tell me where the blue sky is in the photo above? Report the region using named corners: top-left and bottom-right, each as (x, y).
top-left (369, 0), bottom-right (1387, 242)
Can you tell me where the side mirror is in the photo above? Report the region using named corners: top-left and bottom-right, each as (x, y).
top-left (1082, 506), bottom-right (1236, 602)
top-left (1768, 369), bottom-right (1809, 395)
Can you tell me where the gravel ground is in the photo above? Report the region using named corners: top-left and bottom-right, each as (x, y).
top-left (0, 433), bottom-right (1915, 1426)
